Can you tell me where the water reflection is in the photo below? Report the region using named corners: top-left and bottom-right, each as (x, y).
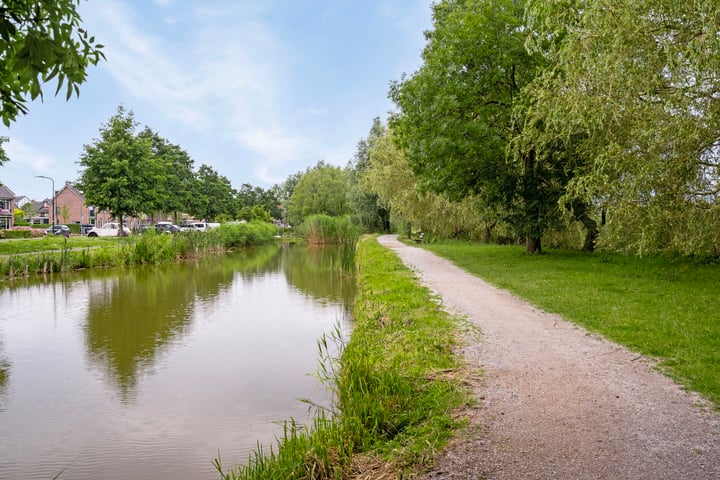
top-left (0, 243), bottom-right (355, 479)
top-left (83, 244), bottom-right (288, 402)
top-left (0, 345), bottom-right (9, 410)
top-left (81, 243), bottom-right (356, 402)
top-left (282, 244), bottom-right (357, 311)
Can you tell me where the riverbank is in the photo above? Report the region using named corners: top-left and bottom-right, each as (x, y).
top-left (216, 235), bottom-right (472, 479)
top-left (0, 221), bottom-right (278, 279)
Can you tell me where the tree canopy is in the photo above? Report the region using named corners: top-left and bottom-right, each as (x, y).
top-left (524, 0), bottom-right (720, 254)
top-left (347, 118), bottom-right (391, 233)
top-left (390, 0), bottom-right (557, 252)
top-left (193, 164), bottom-right (235, 222)
top-left (78, 107), bottom-right (161, 231)
top-left (287, 162), bottom-right (349, 226)
top-left (0, 1), bottom-right (104, 129)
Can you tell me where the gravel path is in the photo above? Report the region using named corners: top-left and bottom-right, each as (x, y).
top-left (377, 235), bottom-right (720, 480)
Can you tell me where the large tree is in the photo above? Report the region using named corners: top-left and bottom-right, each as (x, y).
top-left (138, 128), bottom-right (196, 223)
top-left (365, 127), bottom-right (494, 240)
top-left (525, 0), bottom-right (720, 254)
top-left (0, 1), bottom-right (104, 144)
top-left (287, 161), bottom-right (349, 226)
top-left (78, 107), bottom-right (161, 233)
top-left (390, 0), bottom-right (556, 253)
top-left (347, 117), bottom-right (391, 232)
top-left (192, 164), bottom-right (235, 222)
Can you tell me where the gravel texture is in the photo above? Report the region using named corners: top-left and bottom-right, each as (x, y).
top-left (377, 235), bottom-right (720, 480)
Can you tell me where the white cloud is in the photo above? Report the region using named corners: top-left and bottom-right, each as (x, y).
top-left (84, 1), bottom-right (313, 171)
top-left (5, 138), bottom-right (57, 173)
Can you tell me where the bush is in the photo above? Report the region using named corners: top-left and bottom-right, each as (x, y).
top-left (219, 221), bottom-right (277, 248)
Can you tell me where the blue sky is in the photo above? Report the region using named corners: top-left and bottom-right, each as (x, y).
top-left (1, 0), bottom-right (432, 201)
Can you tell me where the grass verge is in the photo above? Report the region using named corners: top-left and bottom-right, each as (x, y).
top-left (216, 236), bottom-right (470, 479)
top-left (421, 241), bottom-right (720, 407)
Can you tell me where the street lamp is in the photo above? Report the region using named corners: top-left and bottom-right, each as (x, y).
top-left (35, 175), bottom-right (55, 226)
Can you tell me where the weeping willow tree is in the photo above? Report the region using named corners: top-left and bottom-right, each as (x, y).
top-left (525, 0), bottom-right (720, 255)
top-left (363, 126), bottom-right (503, 242)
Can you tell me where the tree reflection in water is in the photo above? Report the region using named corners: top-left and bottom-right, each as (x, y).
top-left (82, 243), bottom-right (355, 402)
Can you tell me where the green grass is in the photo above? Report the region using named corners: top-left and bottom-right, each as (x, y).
top-left (216, 236), bottom-right (470, 479)
top-left (420, 241), bottom-right (720, 407)
top-left (0, 235), bottom-right (120, 255)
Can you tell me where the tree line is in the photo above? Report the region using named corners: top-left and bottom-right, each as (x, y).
top-left (3, 0), bottom-right (719, 256)
top-left (77, 107), bottom-right (282, 227)
top-left (381, 0), bottom-right (720, 255)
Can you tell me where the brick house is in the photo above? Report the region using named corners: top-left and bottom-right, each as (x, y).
top-left (54, 181), bottom-right (102, 226)
top-left (53, 181), bottom-right (145, 230)
top-left (0, 184), bottom-right (16, 229)
top-left (30, 200), bottom-right (50, 224)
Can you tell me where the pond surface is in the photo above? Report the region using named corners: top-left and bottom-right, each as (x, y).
top-left (0, 244), bottom-right (355, 480)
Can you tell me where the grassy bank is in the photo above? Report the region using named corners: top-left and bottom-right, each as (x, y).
top-left (0, 222), bottom-right (278, 279)
top-left (0, 235), bottom-right (117, 255)
top-left (421, 241), bottom-right (720, 407)
top-left (216, 236), bottom-right (469, 479)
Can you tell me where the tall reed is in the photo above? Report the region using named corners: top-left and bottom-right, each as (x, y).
top-left (300, 215), bottom-right (359, 274)
top-left (0, 225), bottom-right (263, 280)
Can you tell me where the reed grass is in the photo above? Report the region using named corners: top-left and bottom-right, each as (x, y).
top-left (300, 215), bottom-right (359, 245)
top-left (215, 236), bottom-right (469, 479)
top-left (299, 215), bottom-right (360, 275)
top-left (0, 225), bottom-right (261, 280)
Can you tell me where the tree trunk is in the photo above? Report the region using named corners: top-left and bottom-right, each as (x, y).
top-left (483, 221), bottom-right (496, 244)
top-left (572, 202), bottom-right (599, 252)
top-left (526, 236), bottom-right (542, 254)
top-left (118, 215), bottom-right (127, 237)
top-left (379, 207), bottom-right (391, 233)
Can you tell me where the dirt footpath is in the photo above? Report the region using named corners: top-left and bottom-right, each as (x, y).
top-left (377, 235), bottom-right (720, 480)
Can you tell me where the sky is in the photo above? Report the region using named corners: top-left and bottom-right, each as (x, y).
top-left (0, 0), bottom-right (433, 202)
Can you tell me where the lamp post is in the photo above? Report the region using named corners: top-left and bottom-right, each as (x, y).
top-left (35, 175), bottom-right (55, 226)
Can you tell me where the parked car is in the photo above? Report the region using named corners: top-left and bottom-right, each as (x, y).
top-left (185, 222), bottom-right (208, 232)
top-left (155, 222), bottom-right (181, 234)
top-left (45, 224), bottom-right (71, 238)
top-left (86, 222), bottom-right (131, 237)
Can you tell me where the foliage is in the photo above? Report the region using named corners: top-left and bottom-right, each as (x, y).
top-left (365, 127), bottom-right (505, 242)
top-left (347, 118), bottom-right (391, 233)
top-left (524, 0), bottom-right (720, 255)
top-left (423, 241), bottom-right (720, 406)
top-left (299, 215), bottom-right (358, 244)
top-left (216, 237), bottom-right (469, 479)
top-left (138, 127), bottom-right (196, 223)
top-left (287, 162), bottom-right (350, 226)
top-left (237, 205), bottom-right (271, 223)
top-left (236, 183), bottom-right (281, 220)
top-left (390, 0), bottom-right (562, 253)
top-left (219, 221), bottom-right (277, 248)
top-left (0, 0), bottom-right (105, 131)
top-left (192, 164), bottom-right (235, 222)
top-left (77, 106), bottom-right (163, 231)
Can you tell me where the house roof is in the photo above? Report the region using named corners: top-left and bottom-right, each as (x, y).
top-left (58, 182), bottom-right (85, 200)
top-left (0, 184), bottom-right (16, 199)
top-left (28, 201), bottom-right (47, 213)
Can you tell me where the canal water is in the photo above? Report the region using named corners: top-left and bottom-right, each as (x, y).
top-left (0, 243), bottom-right (355, 479)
